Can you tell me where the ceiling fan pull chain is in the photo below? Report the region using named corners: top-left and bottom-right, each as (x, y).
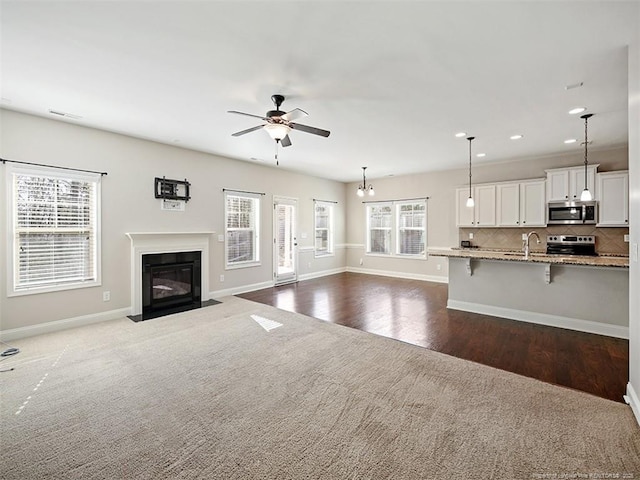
top-left (275, 141), bottom-right (279, 166)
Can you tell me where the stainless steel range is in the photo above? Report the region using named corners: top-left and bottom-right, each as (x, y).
top-left (546, 235), bottom-right (597, 256)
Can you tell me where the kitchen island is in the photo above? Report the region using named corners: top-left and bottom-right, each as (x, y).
top-left (428, 248), bottom-right (629, 338)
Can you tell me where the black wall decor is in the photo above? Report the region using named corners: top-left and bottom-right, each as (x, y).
top-left (155, 177), bottom-right (191, 202)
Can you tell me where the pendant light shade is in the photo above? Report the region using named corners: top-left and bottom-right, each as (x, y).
top-left (579, 113), bottom-right (594, 201)
top-left (466, 136), bottom-right (475, 208)
top-left (357, 167), bottom-right (374, 197)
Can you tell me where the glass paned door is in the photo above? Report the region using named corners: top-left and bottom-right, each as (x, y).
top-left (273, 197), bottom-right (297, 285)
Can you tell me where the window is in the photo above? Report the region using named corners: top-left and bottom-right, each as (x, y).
top-left (367, 204), bottom-right (392, 254)
top-left (314, 201), bottom-right (334, 257)
top-left (366, 200), bottom-right (426, 257)
top-left (396, 202), bottom-right (426, 255)
top-left (225, 191), bottom-right (260, 268)
top-left (7, 165), bottom-right (101, 295)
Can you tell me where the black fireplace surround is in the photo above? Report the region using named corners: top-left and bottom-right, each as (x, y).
top-left (141, 251), bottom-right (201, 319)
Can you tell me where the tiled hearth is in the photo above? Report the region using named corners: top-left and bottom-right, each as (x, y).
top-left (458, 227), bottom-right (629, 255)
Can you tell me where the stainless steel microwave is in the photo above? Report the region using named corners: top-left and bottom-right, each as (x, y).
top-left (547, 201), bottom-right (598, 225)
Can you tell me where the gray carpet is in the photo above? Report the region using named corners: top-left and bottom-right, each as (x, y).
top-left (1, 296), bottom-right (639, 479)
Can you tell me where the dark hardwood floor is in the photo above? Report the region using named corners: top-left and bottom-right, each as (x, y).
top-left (238, 272), bottom-right (629, 403)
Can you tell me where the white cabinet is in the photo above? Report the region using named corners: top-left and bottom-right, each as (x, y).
top-left (496, 180), bottom-right (546, 227)
top-left (519, 180), bottom-right (546, 227)
top-left (456, 185), bottom-right (496, 227)
top-left (545, 165), bottom-right (598, 201)
top-left (496, 183), bottom-right (520, 226)
top-left (475, 185), bottom-right (496, 226)
top-left (569, 167), bottom-right (597, 200)
top-left (597, 171), bottom-right (629, 227)
top-left (456, 188), bottom-right (475, 227)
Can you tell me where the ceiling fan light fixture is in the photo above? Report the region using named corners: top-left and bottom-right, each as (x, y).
top-left (264, 123), bottom-right (291, 141)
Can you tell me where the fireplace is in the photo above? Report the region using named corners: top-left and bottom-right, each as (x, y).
top-left (126, 232), bottom-right (214, 319)
top-left (142, 251), bottom-right (201, 318)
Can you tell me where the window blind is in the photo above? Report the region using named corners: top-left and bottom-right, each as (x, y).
top-left (225, 192), bottom-right (260, 266)
top-left (367, 204), bottom-right (392, 254)
top-left (397, 202), bottom-right (426, 255)
top-left (12, 170), bottom-right (100, 291)
top-left (314, 201), bottom-right (333, 255)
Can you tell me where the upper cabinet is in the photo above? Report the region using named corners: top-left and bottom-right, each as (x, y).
top-left (545, 165), bottom-right (598, 201)
top-left (519, 180), bottom-right (546, 227)
top-left (496, 183), bottom-right (520, 226)
top-left (496, 180), bottom-right (545, 227)
top-left (456, 185), bottom-right (496, 227)
top-left (597, 171), bottom-right (629, 227)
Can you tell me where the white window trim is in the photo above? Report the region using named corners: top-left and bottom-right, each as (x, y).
top-left (365, 200), bottom-right (427, 259)
top-left (314, 200), bottom-right (334, 258)
top-left (6, 163), bottom-right (102, 297)
top-left (224, 191), bottom-right (261, 270)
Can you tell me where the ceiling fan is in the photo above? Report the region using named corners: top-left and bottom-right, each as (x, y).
top-left (228, 94), bottom-right (330, 163)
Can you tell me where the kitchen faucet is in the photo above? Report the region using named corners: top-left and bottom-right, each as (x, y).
top-left (523, 231), bottom-right (541, 259)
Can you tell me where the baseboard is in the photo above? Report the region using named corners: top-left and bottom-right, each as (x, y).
top-left (346, 267), bottom-right (448, 284)
top-left (626, 382), bottom-right (640, 426)
top-left (210, 280), bottom-right (275, 299)
top-left (298, 267), bottom-right (346, 282)
top-left (0, 307), bottom-right (131, 341)
top-left (447, 299), bottom-right (629, 339)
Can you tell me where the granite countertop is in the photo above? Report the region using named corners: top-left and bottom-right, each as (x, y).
top-left (427, 247), bottom-right (630, 268)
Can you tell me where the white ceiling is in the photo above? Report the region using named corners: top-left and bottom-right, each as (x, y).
top-left (1, 1), bottom-right (637, 182)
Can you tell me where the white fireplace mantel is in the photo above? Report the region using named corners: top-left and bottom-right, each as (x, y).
top-left (126, 232), bottom-right (215, 315)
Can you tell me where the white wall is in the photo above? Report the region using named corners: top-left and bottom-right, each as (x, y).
top-left (0, 109), bottom-right (347, 332)
top-left (627, 18), bottom-right (640, 423)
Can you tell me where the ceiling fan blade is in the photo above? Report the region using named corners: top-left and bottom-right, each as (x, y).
top-left (228, 110), bottom-right (269, 121)
top-left (231, 124), bottom-right (265, 137)
top-left (290, 122), bottom-right (331, 137)
top-left (281, 108), bottom-right (308, 122)
top-left (281, 134), bottom-right (292, 147)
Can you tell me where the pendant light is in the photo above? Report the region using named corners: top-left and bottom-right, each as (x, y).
top-left (579, 113), bottom-right (594, 201)
top-left (357, 167), bottom-right (374, 197)
top-left (465, 137), bottom-right (475, 207)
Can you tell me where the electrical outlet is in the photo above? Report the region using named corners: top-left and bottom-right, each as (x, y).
top-left (218, 234), bottom-right (224, 242)
top-left (219, 274), bottom-right (224, 282)
top-left (624, 234), bottom-right (629, 242)
top-left (436, 264), bottom-right (441, 271)
top-left (522, 233), bottom-right (528, 240)
top-left (359, 258), bottom-right (363, 266)
top-left (102, 291), bottom-right (110, 302)
top-left (469, 233), bottom-right (474, 239)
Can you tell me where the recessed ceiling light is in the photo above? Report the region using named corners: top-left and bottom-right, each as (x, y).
top-left (476, 153), bottom-right (486, 158)
top-left (568, 107), bottom-right (586, 115)
top-left (510, 134), bottom-right (523, 140)
top-left (564, 138), bottom-right (577, 144)
top-left (455, 132), bottom-right (466, 138)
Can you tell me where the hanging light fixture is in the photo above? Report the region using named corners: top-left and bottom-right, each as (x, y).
top-left (357, 167), bottom-right (374, 197)
top-left (466, 136), bottom-right (475, 207)
top-left (580, 113), bottom-right (594, 201)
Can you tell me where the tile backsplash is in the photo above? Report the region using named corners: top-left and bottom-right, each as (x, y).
top-left (458, 226), bottom-right (629, 255)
